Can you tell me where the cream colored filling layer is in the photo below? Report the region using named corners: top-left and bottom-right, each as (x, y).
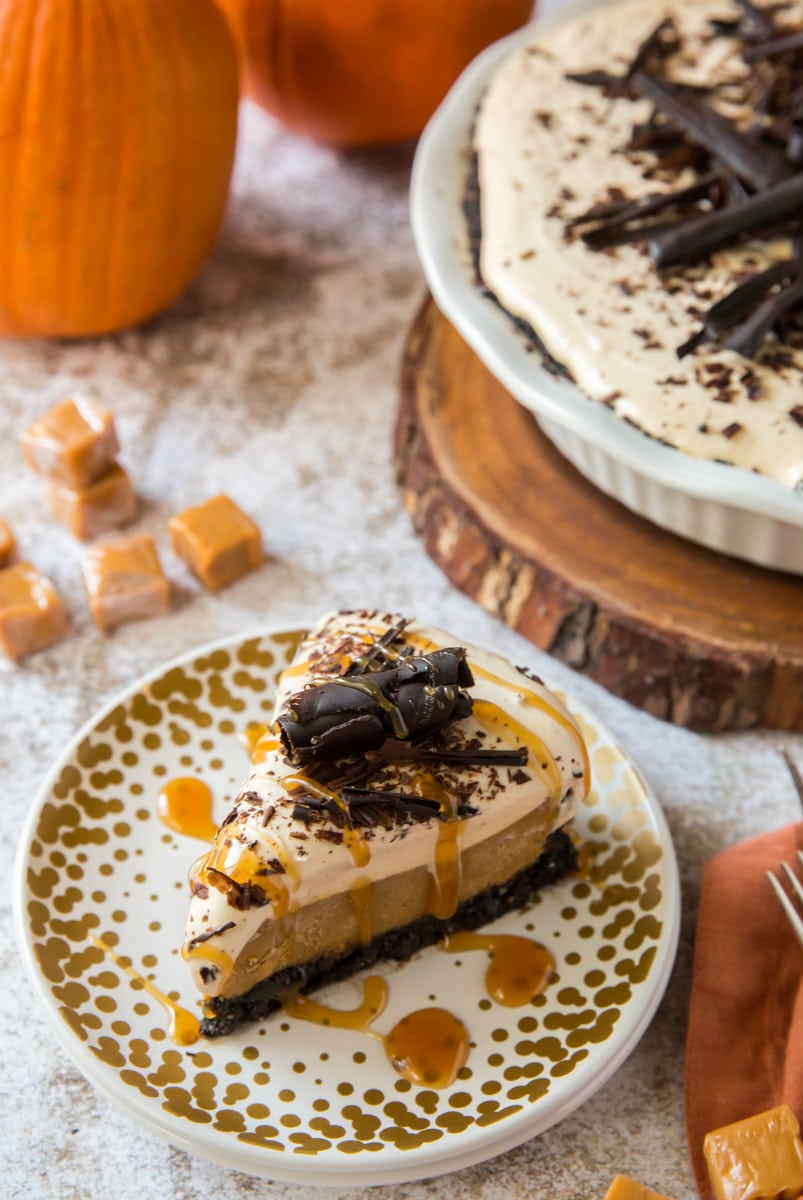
top-left (182, 611), bottom-right (589, 998)
top-left (475, 0), bottom-right (803, 486)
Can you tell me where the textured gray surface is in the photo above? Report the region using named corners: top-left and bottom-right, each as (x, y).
top-left (2, 92), bottom-right (802, 1200)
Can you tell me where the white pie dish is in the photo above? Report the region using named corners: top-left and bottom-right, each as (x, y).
top-left (409, 0), bottom-right (803, 576)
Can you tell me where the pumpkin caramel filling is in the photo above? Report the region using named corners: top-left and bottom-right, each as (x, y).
top-left (182, 609), bottom-right (589, 1035)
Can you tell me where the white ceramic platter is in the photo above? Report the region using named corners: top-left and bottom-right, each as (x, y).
top-left (410, 1), bottom-right (803, 575)
top-left (15, 628), bottom-right (680, 1185)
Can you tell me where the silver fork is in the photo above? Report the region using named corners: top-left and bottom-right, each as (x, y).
top-left (766, 749), bottom-right (803, 950)
top-left (767, 852), bottom-right (803, 950)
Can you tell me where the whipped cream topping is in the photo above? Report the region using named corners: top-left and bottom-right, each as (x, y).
top-left (474, 0), bottom-right (803, 487)
top-left (182, 610), bottom-right (589, 998)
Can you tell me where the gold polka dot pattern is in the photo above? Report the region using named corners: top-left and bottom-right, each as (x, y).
top-left (18, 630), bottom-right (678, 1181)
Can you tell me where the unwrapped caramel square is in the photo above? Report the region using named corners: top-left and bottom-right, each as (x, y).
top-left (21, 396), bottom-right (119, 488)
top-left (704, 1104), bottom-right (803, 1200)
top-left (47, 463), bottom-right (137, 541)
top-left (0, 520), bottom-right (15, 568)
top-left (168, 494), bottom-right (263, 591)
top-left (81, 533), bottom-right (170, 631)
top-left (0, 562), bottom-right (68, 660)
top-left (603, 1175), bottom-right (677, 1200)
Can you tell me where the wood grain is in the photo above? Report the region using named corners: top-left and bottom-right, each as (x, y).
top-left (395, 297), bottom-right (803, 731)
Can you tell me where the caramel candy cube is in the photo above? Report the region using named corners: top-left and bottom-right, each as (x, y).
top-left (603, 1175), bottom-right (677, 1200)
top-left (81, 534), bottom-right (170, 631)
top-left (0, 562), bottom-right (68, 660)
top-left (21, 396), bottom-right (119, 488)
top-left (0, 520), bottom-right (15, 568)
top-left (168, 494), bottom-right (263, 591)
top-left (704, 1105), bottom-right (803, 1200)
top-left (47, 463), bottom-right (137, 541)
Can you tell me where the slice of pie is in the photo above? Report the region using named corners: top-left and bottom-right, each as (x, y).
top-left (182, 609), bottom-right (590, 1035)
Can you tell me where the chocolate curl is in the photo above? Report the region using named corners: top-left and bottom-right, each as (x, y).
top-left (277, 649), bottom-right (474, 764)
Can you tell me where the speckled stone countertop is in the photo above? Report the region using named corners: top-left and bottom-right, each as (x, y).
top-left (3, 56), bottom-right (803, 1200)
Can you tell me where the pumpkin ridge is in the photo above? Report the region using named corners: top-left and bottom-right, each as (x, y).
top-left (3, 0), bottom-right (45, 331)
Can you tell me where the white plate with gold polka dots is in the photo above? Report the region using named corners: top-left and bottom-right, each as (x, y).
top-left (14, 627), bottom-right (680, 1185)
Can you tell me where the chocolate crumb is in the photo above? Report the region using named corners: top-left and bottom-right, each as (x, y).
top-left (722, 421), bottom-right (743, 439)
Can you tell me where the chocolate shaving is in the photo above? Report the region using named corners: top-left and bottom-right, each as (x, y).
top-left (368, 740), bottom-right (528, 768)
top-left (725, 274), bottom-right (803, 356)
top-left (343, 618), bottom-right (410, 677)
top-left (632, 71), bottom-right (791, 190)
top-left (187, 920), bottom-right (235, 950)
top-left (562, 1), bottom-right (803, 357)
top-left (570, 172), bottom-right (722, 249)
top-left (650, 174), bottom-right (803, 268)
top-left (677, 258), bottom-right (799, 356)
top-left (341, 787), bottom-right (477, 823)
top-left (615, 16), bottom-right (679, 95)
top-left (742, 27), bottom-right (803, 59)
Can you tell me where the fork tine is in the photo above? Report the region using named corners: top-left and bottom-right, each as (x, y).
top-left (767, 870), bottom-right (803, 950)
top-left (781, 860), bottom-right (803, 908)
top-left (781, 747), bottom-right (803, 812)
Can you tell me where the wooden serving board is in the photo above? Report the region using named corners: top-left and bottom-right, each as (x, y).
top-left (395, 297), bottom-right (803, 732)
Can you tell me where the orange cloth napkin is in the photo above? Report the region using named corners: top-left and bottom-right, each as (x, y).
top-left (685, 821), bottom-right (803, 1199)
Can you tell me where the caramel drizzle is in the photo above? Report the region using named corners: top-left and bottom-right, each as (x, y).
top-left (409, 771), bottom-right (465, 920)
top-left (92, 935), bottom-right (200, 1046)
top-left (181, 940), bottom-right (234, 991)
top-left (157, 776), bottom-right (218, 842)
top-left (241, 721), bottom-right (281, 764)
top-left (284, 974), bottom-right (388, 1032)
top-left (470, 662), bottom-right (591, 796)
top-left (444, 932), bottom-right (556, 1007)
top-left (192, 823), bottom-right (297, 918)
top-left (472, 699), bottom-right (562, 796)
top-left (350, 877), bottom-right (374, 944)
top-left (285, 976), bottom-right (469, 1089)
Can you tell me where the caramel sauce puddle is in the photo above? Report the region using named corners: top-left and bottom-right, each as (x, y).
top-left (285, 976), bottom-right (469, 1089)
top-left (444, 932), bottom-right (556, 1007)
top-left (157, 777), bottom-right (217, 842)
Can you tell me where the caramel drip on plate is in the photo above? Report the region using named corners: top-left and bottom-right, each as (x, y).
top-left (285, 976), bottom-right (469, 1089)
top-left (383, 1007), bottom-right (469, 1088)
top-left (157, 777), bottom-right (217, 842)
top-left (284, 974), bottom-right (388, 1032)
top-left (444, 932), bottom-right (556, 1007)
top-left (285, 773), bottom-right (371, 868)
top-left (92, 935), bottom-right (200, 1046)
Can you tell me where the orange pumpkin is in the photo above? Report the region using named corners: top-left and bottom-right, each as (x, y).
top-left (216, 0), bottom-right (534, 147)
top-left (0, 0), bottom-right (239, 338)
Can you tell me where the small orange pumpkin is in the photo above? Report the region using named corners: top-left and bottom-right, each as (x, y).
top-left (216, 0), bottom-right (534, 147)
top-left (0, 0), bottom-right (239, 338)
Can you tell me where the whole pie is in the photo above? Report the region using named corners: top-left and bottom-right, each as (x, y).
top-left (470, 0), bottom-right (803, 487)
